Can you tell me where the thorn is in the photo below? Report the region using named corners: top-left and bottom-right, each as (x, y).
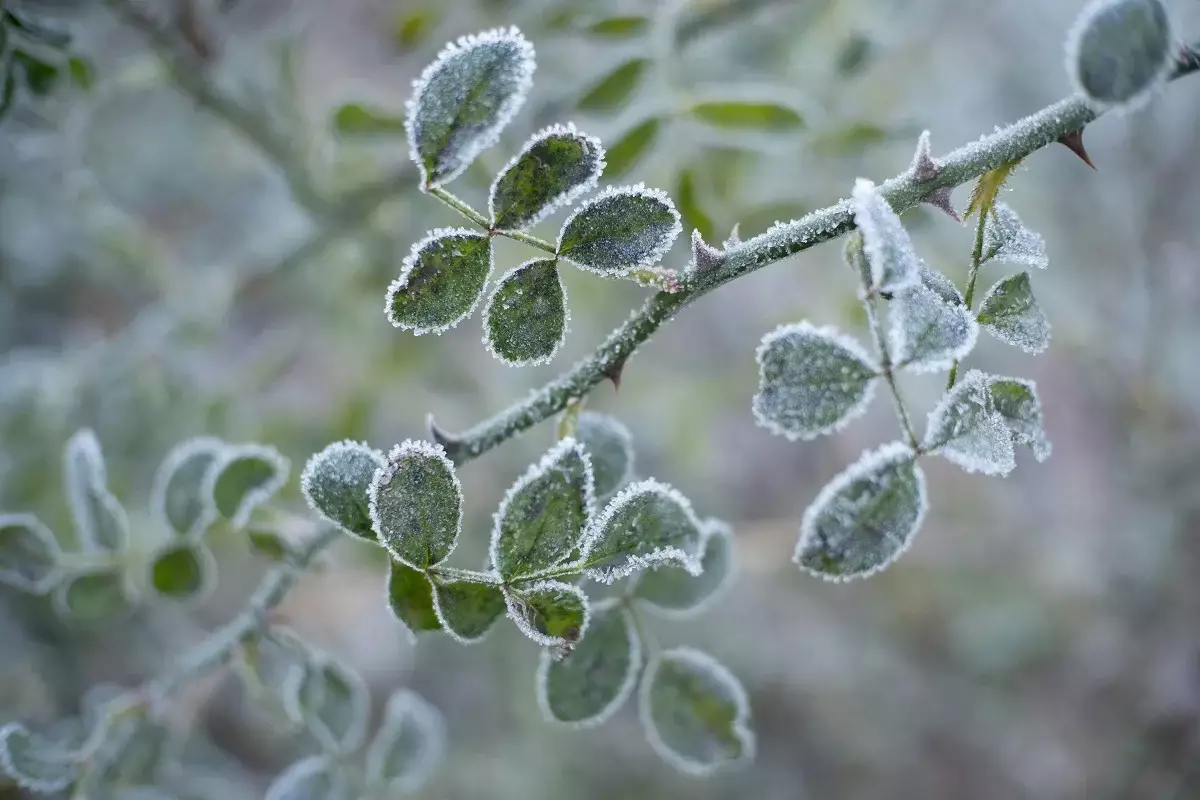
top-left (688, 229), bottom-right (727, 275)
top-left (922, 186), bottom-right (961, 222)
top-left (427, 413), bottom-right (467, 461)
top-left (908, 129), bottom-right (939, 181)
top-left (723, 223), bottom-right (742, 249)
top-left (1057, 129), bottom-right (1096, 169)
top-left (602, 359), bottom-right (626, 391)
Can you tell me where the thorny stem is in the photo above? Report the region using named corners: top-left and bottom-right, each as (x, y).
top-left (435, 45), bottom-right (1200, 466)
top-left (428, 187), bottom-right (559, 254)
top-left (946, 207), bottom-right (991, 389)
top-left (862, 294), bottom-right (919, 449)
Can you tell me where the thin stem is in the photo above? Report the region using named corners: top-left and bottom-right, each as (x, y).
top-left (946, 207), bottom-right (990, 388)
top-left (435, 46), bottom-right (1200, 466)
top-left (863, 293), bottom-right (919, 449)
top-left (428, 187), bottom-right (559, 254)
top-left (503, 229), bottom-right (559, 255)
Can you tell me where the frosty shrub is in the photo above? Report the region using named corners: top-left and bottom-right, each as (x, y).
top-left (3, 1), bottom-right (1199, 793)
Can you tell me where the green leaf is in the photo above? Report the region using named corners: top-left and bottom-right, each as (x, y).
top-left (83, 714), bottom-right (172, 789)
top-left (369, 440), bottom-right (462, 569)
top-left (639, 648), bottom-right (755, 776)
top-left (675, 167), bottom-right (716, 243)
top-left (557, 184), bottom-right (681, 277)
top-left (483, 258), bottom-right (568, 366)
top-left (365, 689), bottom-right (446, 793)
top-left (490, 439), bottom-right (593, 579)
top-left (386, 228), bottom-right (493, 335)
top-left (393, 5), bottom-right (441, 50)
top-left (982, 203), bottom-right (1048, 269)
top-left (0, 513), bottom-right (61, 594)
top-left (405, 27), bottom-right (536, 186)
top-left (333, 102), bottom-right (407, 136)
top-left (987, 377), bottom-right (1052, 462)
top-left (67, 56), bottom-right (93, 89)
top-left (976, 272), bottom-right (1051, 354)
top-left (489, 123), bottom-right (605, 232)
top-left (506, 580), bottom-right (590, 647)
top-left (0, 723), bottom-right (78, 793)
top-left (635, 519), bottom-right (734, 617)
top-left (836, 33), bottom-right (874, 76)
top-left (574, 412), bottom-right (635, 497)
top-left (148, 541), bottom-right (216, 602)
top-left (387, 559), bottom-right (442, 637)
top-left (964, 159), bottom-right (1024, 220)
top-left (923, 370), bottom-right (1016, 476)
top-left (852, 178), bottom-right (920, 293)
top-left (284, 655), bottom-right (370, 753)
top-left (753, 322), bottom-right (880, 441)
top-left (64, 429), bottom-right (131, 553)
top-left (603, 118), bottom-right (661, 177)
top-left (1067, 0), bottom-right (1173, 109)
top-left (13, 49), bottom-right (60, 96)
top-left (300, 440), bottom-right (386, 542)
top-left (586, 16), bottom-right (650, 38)
top-left (795, 442), bottom-right (927, 581)
top-left (247, 526), bottom-right (293, 562)
top-left (890, 277), bottom-right (979, 373)
top-left (687, 100), bottom-right (803, 131)
top-left (0, 67), bottom-right (17, 119)
top-left (430, 576), bottom-right (506, 644)
top-left (811, 121), bottom-right (890, 156)
top-left (537, 599), bottom-right (640, 726)
top-left (577, 58), bottom-right (648, 111)
top-left (266, 756), bottom-right (349, 800)
top-left (580, 480), bottom-right (706, 584)
top-left (52, 567), bottom-right (134, 622)
top-left (207, 444), bottom-right (290, 529)
top-left (152, 437), bottom-right (224, 538)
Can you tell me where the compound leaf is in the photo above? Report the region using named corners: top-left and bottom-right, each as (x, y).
top-left (557, 184), bottom-right (681, 277)
top-left (369, 440), bottom-right (462, 570)
top-left (490, 123), bottom-right (605, 231)
top-left (386, 228), bottom-right (493, 335)
top-left (537, 599), bottom-right (640, 727)
top-left (301, 440), bottom-right (386, 542)
top-left (483, 258), bottom-right (568, 366)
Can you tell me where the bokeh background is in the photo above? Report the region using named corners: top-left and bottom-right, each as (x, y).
top-left (3, 0), bottom-right (1200, 797)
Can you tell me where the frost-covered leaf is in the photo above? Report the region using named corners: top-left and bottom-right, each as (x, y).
top-left (987, 377), bottom-right (1052, 462)
top-left (247, 526), bottom-right (293, 562)
top-left (556, 184), bottom-right (682, 277)
top-left (64, 429), bottom-right (130, 553)
top-left (430, 576), bottom-right (506, 644)
top-left (483, 258), bottom-right (568, 366)
top-left (386, 229), bottom-right (493, 335)
top-left (923, 370), bottom-right (1016, 476)
top-left (577, 58), bottom-right (648, 111)
top-left (405, 27), bottom-right (536, 187)
top-left (52, 567), bottom-right (134, 622)
top-left (687, 100), bottom-right (803, 131)
top-left (890, 280), bottom-right (978, 372)
top-left (536, 599), bottom-right (640, 727)
top-left (300, 440), bottom-right (386, 542)
top-left (574, 412), bottom-right (635, 497)
top-left (604, 117), bottom-right (661, 177)
top-left (505, 580), bottom-right (590, 647)
top-left (635, 518), bottom-right (734, 618)
top-left (388, 559), bottom-right (442, 637)
top-left (0, 722), bottom-right (78, 793)
top-left (206, 444), bottom-right (290, 530)
top-left (265, 756), bottom-right (349, 800)
top-left (284, 655), bottom-right (370, 754)
top-left (1066, 0), bottom-right (1173, 109)
top-left (83, 714), bottom-right (172, 789)
top-left (491, 438), bottom-right (593, 580)
top-left (639, 648), bottom-right (755, 776)
top-left (152, 437), bottom-right (224, 538)
top-left (918, 263), bottom-right (964, 306)
top-left (753, 322), bottom-right (880, 440)
top-left (580, 480), bottom-right (705, 584)
top-left (852, 178), bottom-right (919, 293)
top-left (369, 440), bottom-right (462, 569)
top-left (0, 513), bottom-right (61, 594)
top-left (982, 203), bottom-right (1048, 269)
top-left (795, 442), bottom-right (927, 581)
top-left (489, 123), bottom-right (605, 231)
top-left (976, 272), bottom-right (1051, 354)
top-left (148, 541), bottom-right (216, 602)
top-left (365, 689), bottom-right (446, 793)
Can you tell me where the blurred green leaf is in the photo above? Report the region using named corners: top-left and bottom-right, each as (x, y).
top-left (53, 567), bottom-right (133, 622)
top-left (0, 513), bottom-right (61, 594)
top-left (365, 690), bottom-right (445, 793)
top-left (0, 723), bottom-right (77, 793)
top-left (675, 168), bottom-right (716, 243)
top-left (67, 56), bottom-right (93, 89)
top-left (247, 526), bottom-right (292, 562)
top-left (603, 117), bottom-right (661, 177)
top-left (688, 101), bottom-right (803, 131)
top-left (586, 16), bottom-right (650, 38)
top-left (506, 580), bottom-right (588, 646)
top-left (835, 33), bottom-right (874, 76)
top-left (537, 600), bottom-right (638, 725)
top-left (393, 6), bottom-right (441, 50)
top-left (209, 445), bottom-right (289, 529)
top-left (810, 122), bottom-right (890, 156)
top-left (636, 519), bottom-right (733, 616)
top-left (333, 103), bottom-right (407, 136)
top-left (577, 58), bottom-right (649, 111)
top-left (149, 542), bottom-right (214, 601)
top-left (13, 50), bottom-right (59, 96)
top-left (574, 412), bottom-right (635, 497)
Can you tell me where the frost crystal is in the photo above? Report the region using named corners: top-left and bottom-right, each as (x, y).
top-left (365, 689), bottom-right (446, 793)
top-left (795, 442), bottom-right (927, 581)
top-left (431, 576), bottom-right (507, 644)
top-left (982, 203), bottom-right (1048, 269)
top-left (556, 184), bottom-right (682, 277)
top-left (635, 518), bottom-right (735, 618)
top-left (300, 440), bottom-right (387, 542)
top-left (63, 429), bottom-right (130, 553)
top-left (482, 258), bottom-right (569, 367)
top-left (386, 228), bottom-right (494, 336)
top-left (890, 279), bottom-right (978, 373)
top-left (976, 272), bottom-right (1051, 354)
top-left (579, 479), bottom-right (706, 584)
top-left (573, 411), bottom-right (636, 497)
top-left (753, 322), bottom-right (880, 441)
top-left (923, 370), bottom-right (1016, 476)
top-left (0, 514), bottom-right (62, 594)
top-left (988, 377), bottom-right (1053, 462)
top-left (489, 122), bottom-right (606, 232)
top-left (368, 440), bottom-right (462, 570)
top-left (1065, 0), bottom-right (1174, 110)
top-left (917, 262), bottom-right (964, 306)
top-left (639, 647), bottom-right (755, 777)
top-left (151, 437), bottom-right (224, 538)
top-left (387, 559), bottom-right (442, 639)
top-left (490, 438), bottom-right (594, 579)
top-left (204, 443), bottom-right (290, 531)
top-left (505, 579), bottom-right (590, 647)
top-left (852, 178), bottom-right (920, 293)
top-left (536, 599), bottom-right (641, 728)
top-left (265, 756), bottom-right (348, 800)
top-left (406, 27), bottom-right (536, 187)
top-left (688, 229), bottom-right (727, 275)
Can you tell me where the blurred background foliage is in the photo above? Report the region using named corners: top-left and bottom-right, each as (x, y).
top-left (2, 0), bottom-right (1199, 797)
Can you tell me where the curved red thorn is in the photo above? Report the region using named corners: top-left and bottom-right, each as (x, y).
top-left (1057, 129), bottom-right (1096, 170)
